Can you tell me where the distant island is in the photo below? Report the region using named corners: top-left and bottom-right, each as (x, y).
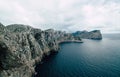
top-left (0, 23), bottom-right (102, 77)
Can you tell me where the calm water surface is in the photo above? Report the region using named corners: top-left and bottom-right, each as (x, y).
top-left (35, 34), bottom-right (120, 77)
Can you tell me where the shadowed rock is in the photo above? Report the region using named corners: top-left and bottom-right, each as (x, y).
top-left (0, 23), bottom-right (82, 77)
top-left (0, 23), bottom-right (102, 77)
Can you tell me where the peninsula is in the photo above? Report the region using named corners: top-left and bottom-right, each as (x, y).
top-left (0, 23), bottom-right (102, 77)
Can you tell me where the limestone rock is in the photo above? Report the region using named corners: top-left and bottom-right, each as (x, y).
top-left (73, 30), bottom-right (102, 40)
top-left (0, 23), bottom-right (102, 77)
top-left (6, 24), bottom-right (32, 33)
top-left (0, 23), bottom-right (82, 77)
top-left (0, 23), bottom-right (6, 35)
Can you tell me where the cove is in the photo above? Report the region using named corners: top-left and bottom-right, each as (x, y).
top-left (35, 34), bottom-right (120, 77)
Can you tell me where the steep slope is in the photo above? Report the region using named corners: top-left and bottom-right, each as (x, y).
top-left (0, 23), bottom-right (102, 77)
top-left (0, 23), bottom-right (82, 77)
top-left (72, 30), bottom-right (102, 40)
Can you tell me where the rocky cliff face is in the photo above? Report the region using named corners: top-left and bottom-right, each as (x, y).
top-left (72, 30), bottom-right (102, 40)
top-left (0, 23), bottom-right (82, 77)
top-left (0, 23), bottom-right (102, 77)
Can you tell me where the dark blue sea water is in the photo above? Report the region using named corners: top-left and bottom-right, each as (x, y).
top-left (35, 34), bottom-right (120, 77)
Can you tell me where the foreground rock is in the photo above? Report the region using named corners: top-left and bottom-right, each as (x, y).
top-left (0, 23), bottom-right (82, 77)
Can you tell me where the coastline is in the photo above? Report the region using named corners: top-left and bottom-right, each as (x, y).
top-left (0, 23), bottom-right (102, 77)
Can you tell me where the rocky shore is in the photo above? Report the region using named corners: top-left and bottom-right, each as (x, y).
top-left (0, 23), bottom-right (102, 77)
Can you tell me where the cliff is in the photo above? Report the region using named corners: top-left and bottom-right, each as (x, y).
top-left (0, 23), bottom-right (102, 77)
top-left (0, 23), bottom-right (82, 77)
top-left (72, 30), bottom-right (102, 40)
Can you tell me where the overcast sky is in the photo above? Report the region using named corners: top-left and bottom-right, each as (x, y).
top-left (0, 0), bottom-right (120, 33)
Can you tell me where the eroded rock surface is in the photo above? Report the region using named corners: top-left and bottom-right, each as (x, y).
top-left (0, 23), bottom-right (102, 77)
top-left (0, 23), bottom-right (82, 77)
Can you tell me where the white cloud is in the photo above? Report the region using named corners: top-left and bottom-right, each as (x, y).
top-left (0, 0), bottom-right (120, 33)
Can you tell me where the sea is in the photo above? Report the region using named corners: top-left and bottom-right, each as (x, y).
top-left (35, 34), bottom-right (120, 77)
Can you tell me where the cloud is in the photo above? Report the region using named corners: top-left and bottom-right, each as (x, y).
top-left (0, 0), bottom-right (120, 33)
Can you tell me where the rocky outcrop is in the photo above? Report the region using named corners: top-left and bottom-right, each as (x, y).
top-left (0, 23), bottom-right (102, 77)
top-left (0, 23), bottom-right (6, 35)
top-left (0, 23), bottom-right (82, 77)
top-left (72, 30), bottom-right (102, 40)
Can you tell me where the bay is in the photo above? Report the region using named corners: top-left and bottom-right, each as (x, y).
top-left (35, 34), bottom-right (120, 77)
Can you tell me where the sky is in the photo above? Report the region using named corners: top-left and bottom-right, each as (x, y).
top-left (0, 0), bottom-right (120, 33)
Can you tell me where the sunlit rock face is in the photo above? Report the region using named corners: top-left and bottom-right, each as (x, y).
top-left (0, 23), bottom-right (102, 77)
top-left (0, 23), bottom-right (82, 77)
top-left (72, 30), bottom-right (102, 40)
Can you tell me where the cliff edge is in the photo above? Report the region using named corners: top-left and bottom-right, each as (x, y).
top-left (0, 23), bottom-right (102, 77)
top-left (0, 23), bottom-right (82, 77)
